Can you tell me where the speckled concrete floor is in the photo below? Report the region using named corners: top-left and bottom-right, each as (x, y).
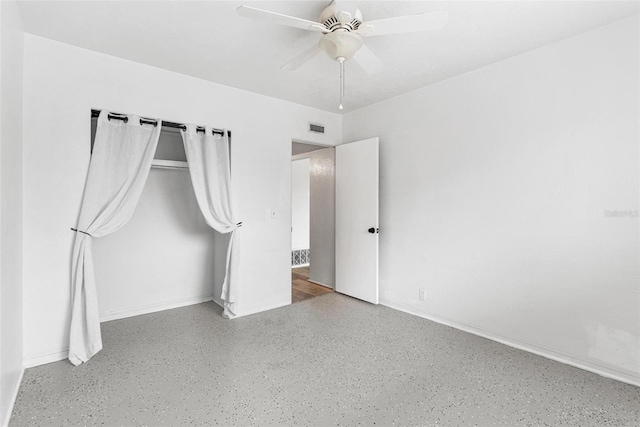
top-left (10, 293), bottom-right (640, 426)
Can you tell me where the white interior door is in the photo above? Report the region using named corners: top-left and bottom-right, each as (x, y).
top-left (335, 137), bottom-right (379, 304)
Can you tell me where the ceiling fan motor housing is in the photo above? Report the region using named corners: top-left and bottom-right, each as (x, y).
top-left (319, 3), bottom-right (363, 32)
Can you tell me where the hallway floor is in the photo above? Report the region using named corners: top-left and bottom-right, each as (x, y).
top-left (291, 266), bottom-right (334, 303)
top-left (10, 294), bottom-right (640, 426)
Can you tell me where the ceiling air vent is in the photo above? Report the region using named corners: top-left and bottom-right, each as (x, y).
top-left (309, 123), bottom-right (325, 134)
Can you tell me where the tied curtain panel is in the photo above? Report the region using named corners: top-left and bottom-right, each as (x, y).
top-left (181, 125), bottom-right (240, 319)
top-left (69, 111), bottom-right (161, 365)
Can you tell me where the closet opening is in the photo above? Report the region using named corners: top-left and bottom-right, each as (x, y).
top-left (291, 141), bottom-right (335, 303)
top-left (89, 115), bottom-right (228, 321)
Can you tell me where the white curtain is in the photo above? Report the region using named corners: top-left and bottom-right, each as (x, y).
top-left (181, 124), bottom-right (240, 318)
top-left (69, 110), bottom-right (161, 365)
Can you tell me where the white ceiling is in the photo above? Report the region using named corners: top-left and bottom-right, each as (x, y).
top-left (16, 1), bottom-right (639, 113)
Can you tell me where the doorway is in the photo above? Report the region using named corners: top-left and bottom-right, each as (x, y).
top-left (291, 141), bottom-right (336, 303)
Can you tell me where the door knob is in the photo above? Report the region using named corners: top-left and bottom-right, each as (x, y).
top-left (368, 227), bottom-right (379, 234)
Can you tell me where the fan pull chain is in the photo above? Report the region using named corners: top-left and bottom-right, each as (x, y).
top-left (338, 57), bottom-right (345, 110)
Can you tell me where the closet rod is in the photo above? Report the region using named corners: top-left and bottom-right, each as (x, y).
top-left (90, 109), bottom-right (231, 138)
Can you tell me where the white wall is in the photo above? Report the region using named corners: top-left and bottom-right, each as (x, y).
top-left (291, 147), bottom-right (336, 286)
top-left (92, 168), bottom-right (218, 321)
top-left (22, 35), bottom-right (341, 365)
top-left (0, 0), bottom-right (24, 424)
top-left (309, 147), bottom-right (335, 288)
top-left (343, 16), bottom-right (639, 384)
top-left (291, 158), bottom-right (310, 251)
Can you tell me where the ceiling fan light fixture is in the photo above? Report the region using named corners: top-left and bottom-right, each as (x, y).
top-left (318, 30), bottom-right (363, 61)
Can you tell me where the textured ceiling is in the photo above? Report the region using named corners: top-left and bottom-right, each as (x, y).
top-left (16, 1), bottom-right (639, 113)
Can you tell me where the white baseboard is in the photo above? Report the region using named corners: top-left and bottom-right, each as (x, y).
top-left (24, 295), bottom-right (216, 368)
top-left (23, 348), bottom-right (70, 369)
top-left (292, 263), bottom-right (309, 268)
top-left (381, 297), bottom-right (640, 387)
top-left (307, 279), bottom-right (334, 289)
top-left (23, 297), bottom-right (288, 368)
top-left (99, 294), bottom-right (214, 322)
top-left (2, 366), bottom-right (24, 427)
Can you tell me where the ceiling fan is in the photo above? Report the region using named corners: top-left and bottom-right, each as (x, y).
top-left (237, 1), bottom-right (448, 110)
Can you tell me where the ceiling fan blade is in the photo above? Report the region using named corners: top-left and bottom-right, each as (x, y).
top-left (237, 5), bottom-right (324, 32)
top-left (332, 1), bottom-right (360, 19)
top-left (354, 8), bottom-right (363, 23)
top-left (352, 45), bottom-right (383, 75)
top-left (338, 11), bottom-right (352, 26)
top-left (354, 23), bottom-right (374, 37)
top-left (362, 10), bottom-right (448, 36)
top-left (281, 44), bottom-right (323, 71)
top-left (310, 24), bottom-right (331, 34)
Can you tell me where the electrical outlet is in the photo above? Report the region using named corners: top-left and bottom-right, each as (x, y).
top-left (419, 288), bottom-right (426, 301)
